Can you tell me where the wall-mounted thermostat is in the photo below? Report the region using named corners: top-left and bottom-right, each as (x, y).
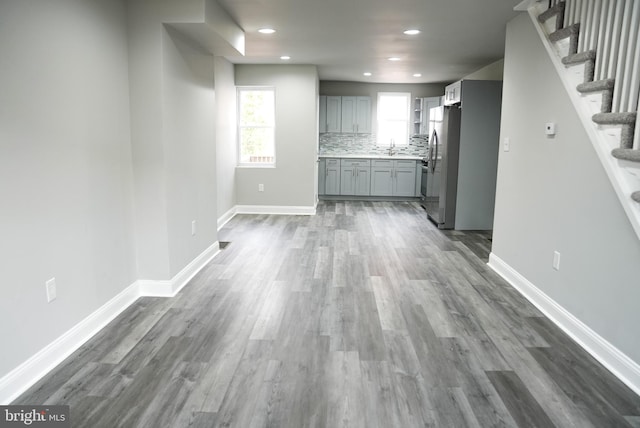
top-left (545, 122), bottom-right (556, 136)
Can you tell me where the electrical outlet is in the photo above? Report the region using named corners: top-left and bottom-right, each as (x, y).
top-left (503, 137), bottom-right (510, 152)
top-left (192, 220), bottom-right (196, 236)
top-left (258, 183), bottom-right (264, 192)
top-left (545, 122), bottom-right (556, 136)
top-left (553, 251), bottom-right (561, 271)
top-left (46, 278), bottom-right (57, 303)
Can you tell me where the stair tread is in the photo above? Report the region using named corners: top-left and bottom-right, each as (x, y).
top-left (577, 79), bottom-right (615, 93)
top-left (632, 191), bottom-right (640, 203)
top-left (550, 23), bottom-right (580, 42)
top-left (592, 112), bottom-right (636, 125)
top-left (612, 148), bottom-right (640, 163)
top-left (538, 1), bottom-right (566, 23)
top-left (562, 50), bottom-right (597, 65)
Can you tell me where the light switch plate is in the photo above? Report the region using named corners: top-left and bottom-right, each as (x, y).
top-left (46, 278), bottom-right (57, 303)
top-left (503, 137), bottom-right (510, 152)
top-left (553, 251), bottom-right (561, 270)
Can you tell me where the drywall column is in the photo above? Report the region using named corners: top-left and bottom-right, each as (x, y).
top-left (214, 57), bottom-right (238, 224)
top-left (127, 0), bottom-right (243, 280)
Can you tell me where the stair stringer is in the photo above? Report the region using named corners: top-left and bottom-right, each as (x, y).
top-left (526, 3), bottom-right (640, 242)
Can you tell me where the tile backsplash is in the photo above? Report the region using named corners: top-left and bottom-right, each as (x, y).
top-left (319, 133), bottom-right (428, 157)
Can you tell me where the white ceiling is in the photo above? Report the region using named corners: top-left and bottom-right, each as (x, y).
top-left (216, 0), bottom-right (524, 84)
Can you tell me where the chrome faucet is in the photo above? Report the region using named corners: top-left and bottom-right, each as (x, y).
top-left (388, 139), bottom-right (395, 156)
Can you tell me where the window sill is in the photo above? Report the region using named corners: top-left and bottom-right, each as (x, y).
top-left (236, 164), bottom-right (276, 169)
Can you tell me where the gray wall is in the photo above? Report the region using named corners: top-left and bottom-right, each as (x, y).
top-left (215, 57), bottom-right (237, 221)
top-left (235, 65), bottom-right (319, 208)
top-left (0, 0), bottom-right (238, 382)
top-left (493, 13), bottom-right (640, 362)
top-left (319, 81), bottom-right (446, 98)
top-left (0, 0), bottom-right (136, 377)
top-left (455, 80), bottom-right (503, 230)
top-left (464, 59), bottom-right (504, 81)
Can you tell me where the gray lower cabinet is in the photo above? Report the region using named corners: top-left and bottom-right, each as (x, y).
top-left (371, 160), bottom-right (417, 197)
top-left (320, 157), bottom-right (417, 197)
top-left (371, 167), bottom-right (393, 196)
top-left (318, 158), bottom-right (326, 195)
top-left (394, 166), bottom-right (417, 196)
top-left (340, 159), bottom-right (371, 196)
top-left (324, 158), bottom-right (340, 195)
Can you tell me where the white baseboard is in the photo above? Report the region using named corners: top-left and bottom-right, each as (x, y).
top-left (0, 241), bottom-right (221, 405)
top-left (138, 241), bottom-right (220, 298)
top-left (217, 206), bottom-right (237, 231)
top-left (488, 252), bottom-right (640, 397)
top-left (235, 204), bottom-right (316, 215)
top-left (217, 204), bottom-right (317, 233)
top-left (0, 281), bottom-right (141, 404)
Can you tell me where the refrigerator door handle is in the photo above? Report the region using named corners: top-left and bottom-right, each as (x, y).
top-left (430, 129), bottom-right (438, 174)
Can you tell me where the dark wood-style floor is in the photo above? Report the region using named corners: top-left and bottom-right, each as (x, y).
top-left (15, 201), bottom-right (640, 427)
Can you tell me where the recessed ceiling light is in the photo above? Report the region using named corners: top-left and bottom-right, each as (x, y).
top-left (280, 55), bottom-right (291, 60)
top-left (413, 73), bottom-right (422, 77)
top-left (258, 28), bottom-right (276, 34)
top-left (388, 57), bottom-right (401, 61)
top-left (363, 72), bottom-right (372, 76)
top-left (404, 29), bottom-right (421, 35)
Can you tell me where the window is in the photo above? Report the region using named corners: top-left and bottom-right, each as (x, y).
top-left (237, 87), bottom-right (275, 165)
top-left (377, 92), bottom-right (411, 146)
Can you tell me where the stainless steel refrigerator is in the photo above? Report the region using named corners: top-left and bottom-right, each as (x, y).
top-left (424, 105), bottom-right (461, 229)
top-left (424, 80), bottom-right (503, 230)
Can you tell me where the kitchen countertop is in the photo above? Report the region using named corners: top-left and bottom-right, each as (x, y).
top-left (318, 154), bottom-right (424, 160)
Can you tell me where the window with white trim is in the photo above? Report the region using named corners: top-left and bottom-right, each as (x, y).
top-left (376, 92), bottom-right (411, 146)
top-left (237, 87), bottom-right (275, 166)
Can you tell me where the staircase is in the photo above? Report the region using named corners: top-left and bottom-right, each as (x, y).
top-left (526, 0), bottom-right (640, 236)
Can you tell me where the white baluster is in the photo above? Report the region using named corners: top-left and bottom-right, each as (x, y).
top-left (606, 0), bottom-right (625, 112)
top-left (594, 0), bottom-right (609, 81)
top-left (584, 0), bottom-right (595, 51)
top-left (621, 1), bottom-right (640, 113)
top-left (627, 19), bottom-right (640, 113)
top-left (578, 0), bottom-right (589, 52)
top-left (615, 0), bottom-right (634, 112)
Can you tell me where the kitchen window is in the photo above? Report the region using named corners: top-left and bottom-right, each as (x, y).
top-left (237, 87), bottom-right (275, 166)
top-left (377, 92), bottom-right (410, 146)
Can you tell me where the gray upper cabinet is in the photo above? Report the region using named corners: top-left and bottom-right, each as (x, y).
top-left (326, 96), bottom-right (342, 133)
top-left (444, 80), bottom-right (462, 106)
top-left (341, 96), bottom-right (371, 134)
top-left (319, 96), bottom-right (327, 133)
